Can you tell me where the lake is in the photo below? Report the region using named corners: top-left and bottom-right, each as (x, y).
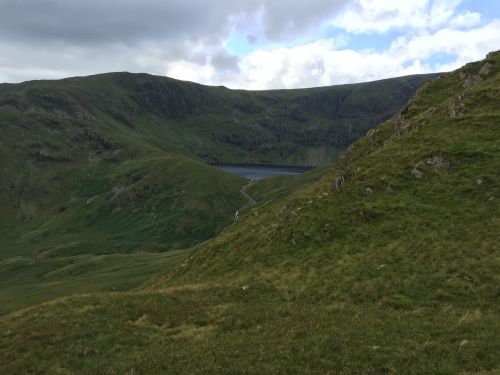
top-left (212, 163), bottom-right (312, 180)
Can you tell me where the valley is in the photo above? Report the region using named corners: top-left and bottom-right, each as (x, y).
top-left (0, 71), bottom-right (434, 315)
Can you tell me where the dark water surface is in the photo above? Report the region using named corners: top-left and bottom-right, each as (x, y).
top-left (212, 163), bottom-right (312, 180)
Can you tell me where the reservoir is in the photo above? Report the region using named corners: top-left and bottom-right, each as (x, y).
top-left (212, 163), bottom-right (312, 180)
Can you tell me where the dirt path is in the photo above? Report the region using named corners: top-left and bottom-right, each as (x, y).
top-left (234, 181), bottom-right (256, 221)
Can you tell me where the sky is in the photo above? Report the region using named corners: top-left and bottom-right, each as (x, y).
top-left (0, 0), bottom-right (499, 89)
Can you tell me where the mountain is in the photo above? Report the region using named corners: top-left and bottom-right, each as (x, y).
top-left (0, 72), bottom-right (434, 167)
top-left (1, 53), bottom-right (498, 373)
top-left (0, 72), bottom-right (433, 312)
top-left (0, 72), bottom-right (433, 248)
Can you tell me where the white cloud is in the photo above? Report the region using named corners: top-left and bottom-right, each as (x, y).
top-left (166, 61), bottom-right (216, 84)
top-left (229, 19), bottom-right (500, 89)
top-left (389, 20), bottom-right (500, 63)
top-left (331, 0), bottom-right (480, 34)
top-left (236, 41), bottom-right (428, 89)
top-left (449, 11), bottom-right (481, 29)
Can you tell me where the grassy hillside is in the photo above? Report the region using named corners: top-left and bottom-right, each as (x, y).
top-left (0, 71), bottom-right (433, 314)
top-left (0, 71), bottom-right (434, 253)
top-left (246, 163), bottom-right (332, 205)
top-left (0, 248), bottom-right (190, 315)
top-left (0, 72), bottom-right (434, 166)
top-left (0, 154), bottom-right (245, 313)
top-left (1, 54), bottom-right (498, 373)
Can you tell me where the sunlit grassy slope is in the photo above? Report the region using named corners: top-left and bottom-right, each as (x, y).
top-left (1, 54), bottom-right (498, 373)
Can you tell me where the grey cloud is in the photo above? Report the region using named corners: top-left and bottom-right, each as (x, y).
top-left (211, 50), bottom-right (240, 73)
top-left (0, 0), bottom-right (240, 45)
top-left (0, 0), bottom-right (347, 45)
top-left (0, 0), bottom-right (349, 84)
top-left (260, 0), bottom-right (348, 39)
top-left (247, 34), bottom-right (258, 45)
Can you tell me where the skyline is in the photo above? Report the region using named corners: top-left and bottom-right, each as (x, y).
top-left (1, 0), bottom-right (499, 89)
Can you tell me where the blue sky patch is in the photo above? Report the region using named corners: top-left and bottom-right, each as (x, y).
top-left (322, 26), bottom-right (402, 51)
top-left (458, 0), bottom-right (500, 23)
top-left (225, 32), bottom-right (255, 56)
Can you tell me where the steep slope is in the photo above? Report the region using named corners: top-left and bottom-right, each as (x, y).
top-left (169, 53), bottom-right (500, 296)
top-left (1, 54), bottom-right (498, 373)
top-left (0, 72), bottom-right (434, 166)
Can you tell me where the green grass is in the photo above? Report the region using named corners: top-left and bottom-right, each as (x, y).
top-left (247, 163), bottom-right (334, 205)
top-left (1, 155), bottom-right (247, 257)
top-left (0, 155), bottom-right (245, 314)
top-left (0, 249), bottom-right (190, 315)
top-left (1, 285), bottom-right (497, 374)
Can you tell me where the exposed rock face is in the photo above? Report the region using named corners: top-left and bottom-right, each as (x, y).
top-left (416, 156), bottom-right (450, 170)
top-left (332, 174), bottom-right (346, 191)
top-left (411, 168), bottom-right (424, 179)
top-left (393, 85), bottom-right (426, 137)
top-left (478, 62), bottom-right (493, 77)
top-left (411, 156), bottom-right (450, 179)
top-left (462, 62), bottom-right (493, 89)
top-left (449, 94), bottom-right (464, 119)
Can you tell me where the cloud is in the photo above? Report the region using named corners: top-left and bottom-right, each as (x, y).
top-left (0, 0), bottom-right (346, 45)
top-left (331, 0), bottom-right (481, 34)
top-left (0, 0), bottom-right (498, 88)
top-left (234, 41), bottom-right (427, 89)
top-left (0, 0), bottom-right (234, 45)
top-left (232, 18), bottom-right (500, 89)
top-left (0, 0), bottom-right (347, 83)
top-left (389, 20), bottom-right (500, 66)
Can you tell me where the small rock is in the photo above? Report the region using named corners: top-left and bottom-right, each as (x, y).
top-left (478, 62), bottom-right (493, 77)
top-left (332, 174), bottom-right (345, 191)
top-left (418, 156), bottom-right (450, 170)
top-left (463, 75), bottom-right (481, 89)
top-left (449, 96), bottom-right (464, 119)
top-left (476, 178), bottom-right (483, 186)
top-left (241, 284), bottom-right (250, 291)
top-left (411, 168), bottom-right (423, 179)
top-left (363, 187), bottom-right (373, 196)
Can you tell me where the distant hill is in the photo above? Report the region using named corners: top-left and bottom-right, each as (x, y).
top-left (0, 52), bottom-right (496, 373)
top-left (0, 72), bottom-right (434, 254)
top-left (0, 72), bottom-right (435, 166)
